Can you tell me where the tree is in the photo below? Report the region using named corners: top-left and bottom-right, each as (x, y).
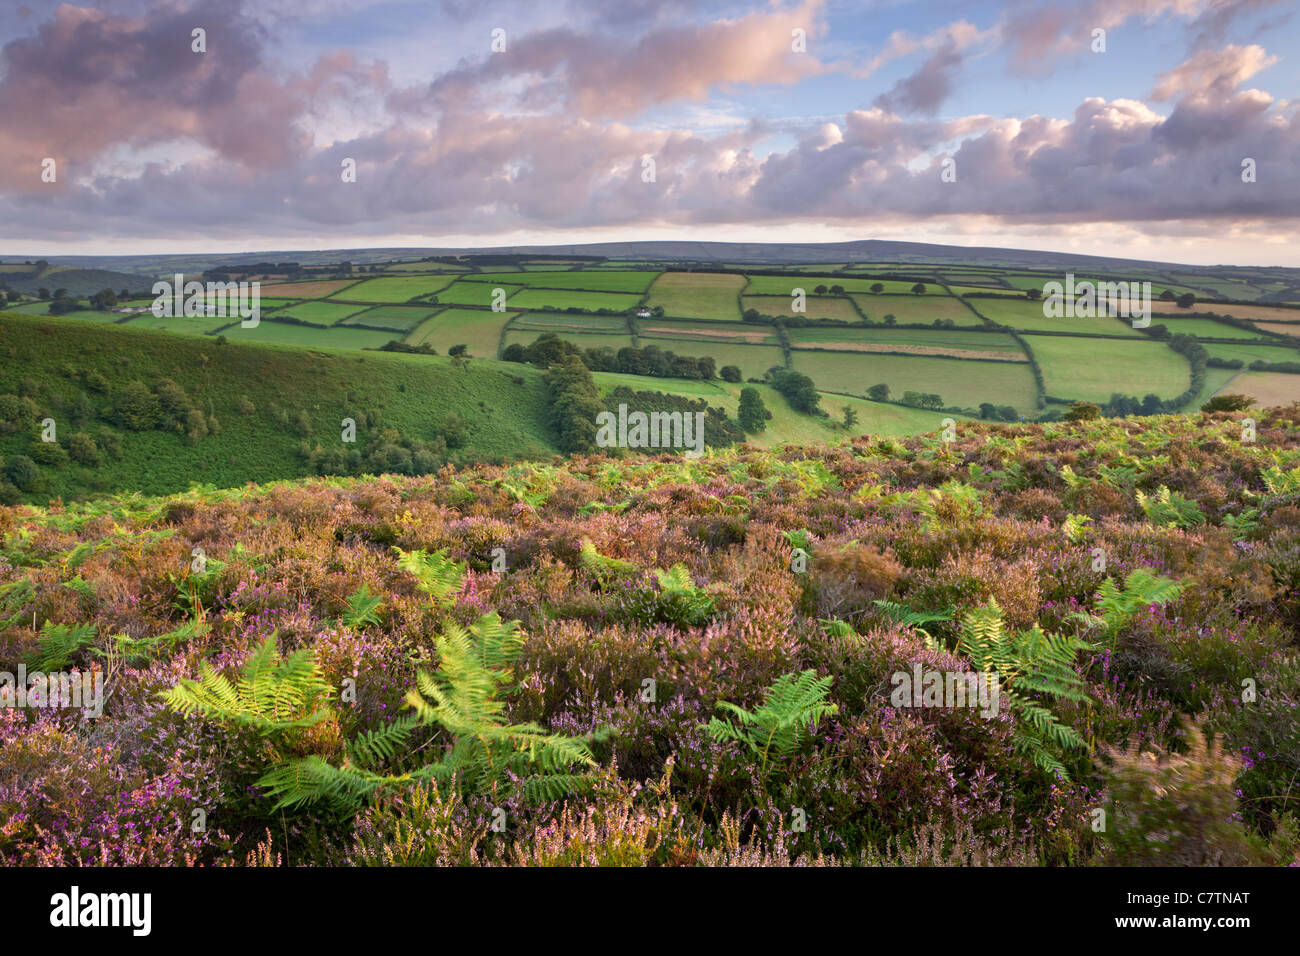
top-left (867, 383), bottom-right (889, 402)
top-left (1141, 394), bottom-right (1164, 416)
top-left (1201, 394), bottom-right (1256, 413)
top-left (996, 406), bottom-right (1018, 422)
top-left (814, 284), bottom-right (828, 294)
top-left (5, 454), bottom-right (40, 490)
top-left (768, 369), bottom-right (822, 415)
top-left (1026, 289), bottom-right (1042, 301)
top-left (841, 405), bottom-right (859, 429)
top-left (448, 344), bottom-right (468, 357)
top-left (1064, 402), bottom-right (1101, 421)
top-left (719, 365), bottom-right (742, 383)
top-left (1177, 292), bottom-right (1196, 309)
top-left (829, 284), bottom-right (845, 295)
top-left (911, 282), bottom-right (926, 294)
top-left (738, 387), bottom-right (768, 433)
top-left (979, 402), bottom-right (996, 420)
top-left (1159, 289), bottom-right (1176, 301)
top-left (115, 381), bottom-right (160, 431)
top-left (870, 283), bottom-right (884, 294)
top-left (883, 314), bottom-right (896, 326)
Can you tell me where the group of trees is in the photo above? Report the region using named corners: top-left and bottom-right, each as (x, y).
top-left (504, 333), bottom-right (720, 381)
top-left (768, 368), bottom-right (822, 415)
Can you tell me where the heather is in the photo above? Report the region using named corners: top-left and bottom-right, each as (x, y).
top-left (2, 409), bottom-right (1299, 866)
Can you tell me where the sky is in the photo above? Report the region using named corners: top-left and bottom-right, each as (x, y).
top-left (0, 0), bottom-right (1296, 265)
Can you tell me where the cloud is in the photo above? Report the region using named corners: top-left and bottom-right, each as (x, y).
top-left (393, 0), bottom-right (828, 120)
top-left (1151, 42), bottom-right (1277, 99)
top-left (872, 42), bottom-right (965, 116)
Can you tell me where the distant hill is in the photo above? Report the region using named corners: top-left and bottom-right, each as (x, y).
top-left (18, 240), bottom-right (1300, 285)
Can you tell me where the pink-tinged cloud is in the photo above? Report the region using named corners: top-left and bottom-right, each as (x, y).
top-left (0, 0), bottom-right (381, 191)
top-left (1003, 0), bottom-right (1204, 71)
top-left (393, 0), bottom-right (828, 120)
top-left (1151, 42), bottom-right (1277, 99)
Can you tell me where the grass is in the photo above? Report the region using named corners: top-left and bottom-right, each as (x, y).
top-left (971, 298), bottom-right (1145, 337)
top-left (792, 349), bottom-right (1040, 413)
top-left (258, 279), bottom-right (359, 298)
top-left (744, 275), bottom-right (931, 295)
top-left (1149, 317), bottom-right (1272, 340)
top-left (850, 294), bottom-right (982, 325)
top-left (512, 312), bottom-right (629, 332)
top-left (645, 272), bottom-right (745, 320)
top-left (1028, 337), bottom-right (1190, 403)
top-left (506, 289), bottom-right (642, 312)
top-left (589, 372), bottom-right (959, 445)
top-left (340, 306), bottom-right (436, 331)
top-left (0, 310), bottom-right (558, 503)
top-left (460, 270), bottom-right (658, 293)
top-left (407, 308), bottom-right (513, 358)
top-left (741, 295), bottom-right (861, 322)
top-left (218, 323), bottom-right (398, 350)
top-left (505, 329), bottom-right (635, 354)
top-left (122, 314), bottom-right (232, 334)
top-left (788, 326), bottom-right (1026, 359)
top-left (273, 301), bottom-right (368, 326)
top-left (636, 320), bottom-right (780, 344)
top-left (332, 276), bottom-right (457, 303)
top-left (432, 282), bottom-right (524, 307)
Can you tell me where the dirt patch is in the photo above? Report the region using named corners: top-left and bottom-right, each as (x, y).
top-left (257, 279), bottom-right (359, 298)
top-left (643, 325), bottom-right (773, 342)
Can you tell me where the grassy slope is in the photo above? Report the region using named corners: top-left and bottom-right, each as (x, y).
top-left (0, 311), bottom-right (558, 502)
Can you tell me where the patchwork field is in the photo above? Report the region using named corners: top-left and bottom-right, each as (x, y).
top-left (632, 336), bottom-right (785, 379)
top-left (217, 322), bottom-right (398, 350)
top-left (507, 288), bottom-right (642, 312)
top-left (1028, 337), bottom-right (1190, 403)
top-left (638, 320), bottom-right (780, 344)
top-left (788, 326), bottom-right (1027, 360)
top-left (340, 305), bottom-right (435, 331)
top-left (972, 298), bottom-right (1144, 336)
top-left (505, 329), bottom-right (635, 355)
top-left (741, 294), bottom-right (861, 322)
top-left (512, 312), bottom-right (630, 333)
top-left (850, 294), bottom-right (981, 325)
top-left (645, 272), bottom-right (745, 320)
top-left (258, 279), bottom-right (359, 298)
top-left (432, 281), bottom-right (524, 307)
top-left (1149, 316), bottom-right (1273, 340)
top-left (461, 270), bottom-right (657, 293)
top-left (1226, 371), bottom-right (1300, 407)
top-left (122, 313), bottom-right (232, 334)
top-left (333, 275), bottom-right (457, 302)
top-left (273, 301), bottom-right (367, 326)
top-left (407, 308), bottom-right (512, 358)
top-left (792, 350), bottom-right (1039, 412)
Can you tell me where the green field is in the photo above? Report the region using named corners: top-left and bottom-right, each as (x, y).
top-left (633, 337), bottom-right (785, 379)
top-left (971, 297), bottom-right (1145, 337)
top-left (1199, 341), bottom-right (1300, 365)
top-left (792, 349), bottom-right (1039, 413)
top-left (645, 272), bottom-right (745, 320)
top-left (432, 281), bottom-right (524, 307)
top-left (512, 312), bottom-right (630, 333)
top-left (850, 294), bottom-right (982, 325)
top-left (215, 322), bottom-right (394, 349)
top-left (1150, 316), bottom-right (1273, 340)
top-left (744, 275), bottom-right (932, 295)
top-left (122, 313), bottom-right (232, 334)
top-left (788, 326), bottom-right (1026, 359)
top-left (636, 319), bottom-right (780, 345)
top-left (507, 288), bottom-right (642, 312)
top-left (461, 270), bottom-right (658, 293)
top-left (333, 275), bottom-right (457, 302)
top-left (590, 372), bottom-right (960, 446)
top-left (273, 301), bottom-right (367, 326)
top-left (741, 295), bottom-right (860, 322)
top-left (1028, 336), bottom-right (1190, 403)
top-left (340, 305), bottom-right (435, 331)
top-left (407, 308), bottom-right (513, 358)
top-left (505, 329), bottom-right (635, 355)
